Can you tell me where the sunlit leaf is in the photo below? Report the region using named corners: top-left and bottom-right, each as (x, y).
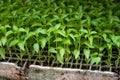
top-left (111, 35), bottom-right (120, 47)
top-left (8, 39), bottom-right (19, 47)
top-left (48, 47), bottom-right (57, 53)
top-left (57, 30), bottom-right (66, 37)
top-left (80, 28), bottom-right (88, 34)
top-left (56, 47), bottom-right (65, 64)
top-left (91, 57), bottom-right (101, 64)
top-left (90, 31), bottom-right (97, 35)
top-left (0, 48), bottom-right (5, 59)
top-left (55, 23), bottom-right (61, 30)
top-left (33, 43), bottom-right (39, 53)
top-left (99, 47), bottom-right (105, 52)
top-left (0, 42), bottom-right (2, 47)
top-left (18, 41), bottom-right (25, 51)
top-left (81, 19), bottom-right (87, 24)
top-left (89, 36), bottom-right (93, 45)
top-left (84, 49), bottom-right (90, 59)
top-left (107, 43), bottom-right (112, 49)
top-left (31, 23), bottom-right (42, 27)
top-left (59, 48), bottom-right (65, 58)
top-left (6, 31), bottom-right (13, 37)
top-left (13, 25), bottom-right (18, 31)
top-left (63, 39), bottom-right (71, 45)
top-left (73, 49), bottom-right (80, 59)
top-left (65, 47), bottom-right (70, 54)
top-left (91, 20), bottom-right (98, 26)
top-left (54, 38), bottom-right (63, 42)
top-left (103, 33), bottom-right (107, 41)
top-left (83, 41), bottom-right (94, 48)
top-left (1, 37), bottom-right (7, 46)
top-left (61, 14), bottom-right (68, 19)
top-left (39, 38), bottom-right (47, 49)
top-left (57, 53), bottom-right (64, 64)
top-left (5, 25), bottom-right (11, 28)
top-left (68, 34), bottom-right (75, 42)
top-left (25, 32), bottom-right (35, 41)
top-left (35, 28), bottom-right (46, 34)
top-left (19, 28), bottom-right (26, 32)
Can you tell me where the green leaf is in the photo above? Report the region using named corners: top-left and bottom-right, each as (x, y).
top-left (78, 6), bottom-right (83, 18)
top-left (91, 57), bottom-right (101, 64)
top-left (48, 47), bottom-right (57, 53)
top-left (57, 30), bottom-right (66, 37)
top-left (90, 52), bottom-right (98, 57)
top-left (8, 39), bottom-right (19, 47)
top-left (91, 20), bottom-right (98, 26)
top-left (35, 28), bottom-right (46, 34)
top-left (57, 53), bottom-right (64, 64)
top-left (19, 28), bottom-right (26, 32)
top-left (5, 25), bottom-right (11, 28)
top-left (80, 28), bottom-right (88, 34)
top-left (68, 34), bottom-right (75, 42)
top-left (73, 49), bottom-right (80, 59)
top-left (59, 48), bottom-right (65, 58)
top-left (39, 38), bottom-right (47, 49)
top-left (1, 37), bottom-right (7, 46)
top-left (63, 39), bottom-right (71, 45)
top-left (103, 30), bottom-right (112, 33)
top-left (55, 23), bottom-right (61, 30)
top-left (56, 47), bottom-right (65, 64)
top-left (13, 25), bottom-right (18, 31)
top-left (49, 17), bottom-right (59, 23)
top-left (54, 38), bottom-right (62, 42)
top-left (0, 48), bottom-right (5, 59)
top-left (0, 26), bottom-right (6, 34)
top-left (31, 23), bottom-right (42, 27)
top-left (84, 49), bottom-right (90, 59)
top-left (33, 43), bottom-right (39, 53)
top-left (90, 31), bottom-right (97, 35)
top-left (65, 47), bottom-right (70, 54)
top-left (67, 29), bottom-right (77, 33)
top-left (111, 35), bottom-right (120, 47)
top-left (99, 47), bottom-right (105, 52)
top-left (81, 19), bottom-right (87, 24)
top-left (87, 16), bottom-right (91, 26)
top-left (89, 36), bottom-right (93, 45)
top-left (107, 43), bottom-right (112, 49)
top-left (83, 41), bottom-right (94, 48)
top-left (115, 59), bottom-right (119, 68)
top-left (18, 41), bottom-right (25, 51)
top-left (47, 27), bottom-right (55, 33)
top-left (0, 42), bottom-right (2, 47)
top-left (61, 14), bottom-right (68, 19)
top-left (6, 31), bottom-right (13, 37)
top-left (103, 33), bottom-right (107, 41)
top-left (25, 32), bottom-right (35, 41)
top-left (106, 38), bottom-right (111, 43)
